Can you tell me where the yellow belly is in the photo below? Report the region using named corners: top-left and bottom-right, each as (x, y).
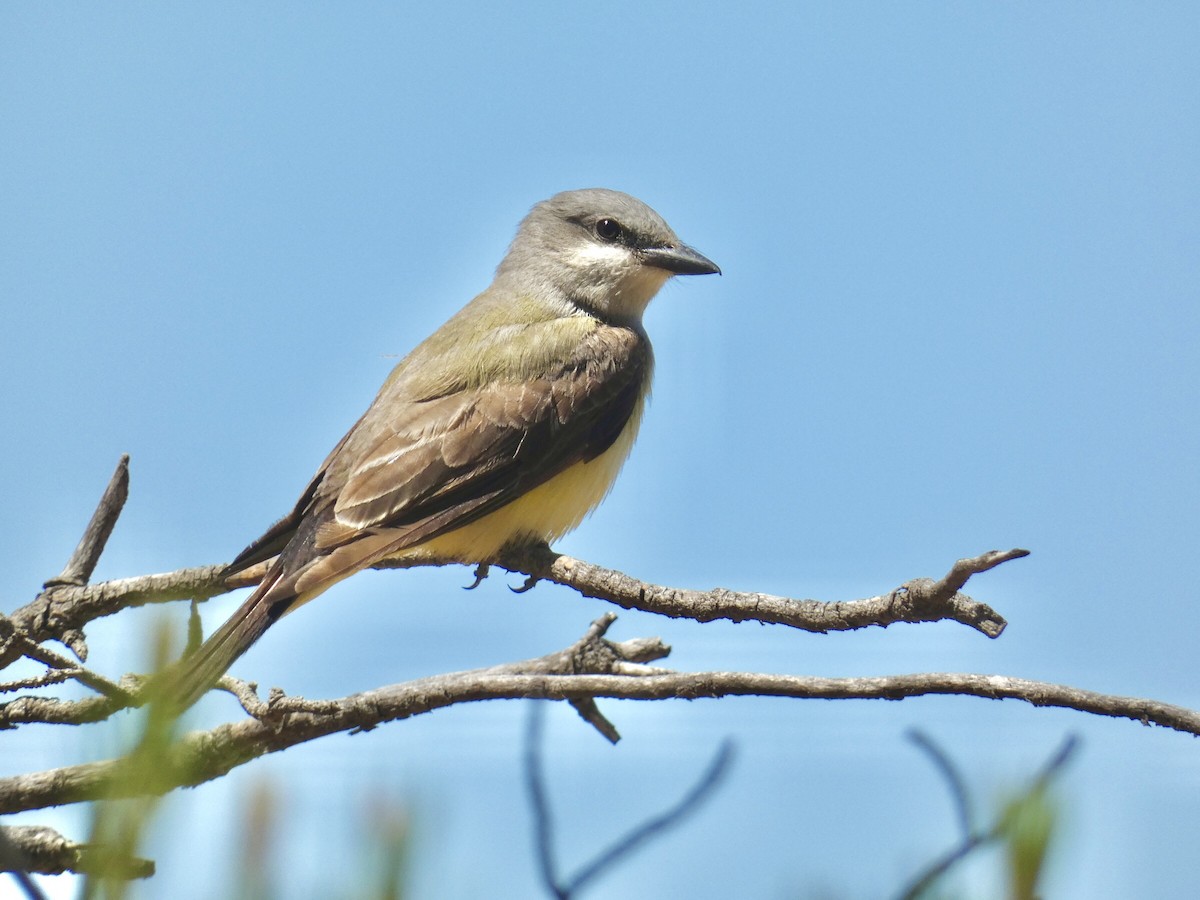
top-left (415, 393), bottom-right (646, 561)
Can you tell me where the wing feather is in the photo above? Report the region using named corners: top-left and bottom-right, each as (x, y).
top-left (333, 329), bottom-right (647, 537)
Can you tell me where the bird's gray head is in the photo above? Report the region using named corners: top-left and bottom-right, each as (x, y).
top-left (495, 188), bottom-right (720, 322)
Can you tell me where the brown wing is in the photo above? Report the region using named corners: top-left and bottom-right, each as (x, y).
top-left (321, 326), bottom-right (648, 548)
top-left (231, 321), bottom-right (649, 587)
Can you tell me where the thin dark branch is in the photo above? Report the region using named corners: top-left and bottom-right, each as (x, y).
top-left (564, 740), bottom-right (734, 897)
top-left (908, 730), bottom-right (974, 838)
top-left (524, 698), bottom-right (733, 900)
top-left (898, 828), bottom-right (989, 900)
top-left (525, 702), bottom-right (565, 900)
top-left (7, 872), bottom-right (45, 900)
top-left (1031, 734), bottom-right (1080, 789)
top-left (44, 455), bottom-right (130, 589)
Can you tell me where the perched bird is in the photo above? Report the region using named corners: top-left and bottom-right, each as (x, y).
top-left (167, 188), bottom-right (720, 709)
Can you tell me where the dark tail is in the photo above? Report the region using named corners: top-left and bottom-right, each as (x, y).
top-left (154, 574), bottom-right (289, 712)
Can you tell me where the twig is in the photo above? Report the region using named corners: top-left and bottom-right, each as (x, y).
top-left (562, 740), bottom-right (733, 897)
top-left (13, 638), bottom-right (134, 704)
top-left (908, 730), bottom-right (973, 838)
top-left (0, 670), bottom-right (73, 695)
top-left (525, 703), bottom-right (563, 899)
top-left (44, 456), bottom-right (130, 589)
top-left (0, 692), bottom-right (133, 729)
top-left (524, 701), bottom-right (733, 900)
top-left (0, 825), bottom-right (153, 879)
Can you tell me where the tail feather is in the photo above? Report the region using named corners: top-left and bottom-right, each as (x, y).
top-left (156, 574), bottom-right (291, 712)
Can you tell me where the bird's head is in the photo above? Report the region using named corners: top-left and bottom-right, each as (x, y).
top-left (497, 188), bottom-right (720, 322)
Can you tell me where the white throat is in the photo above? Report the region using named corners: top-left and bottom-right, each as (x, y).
top-left (566, 242), bottom-right (672, 321)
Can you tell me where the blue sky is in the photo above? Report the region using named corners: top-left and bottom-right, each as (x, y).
top-left (2, 3), bottom-right (1198, 898)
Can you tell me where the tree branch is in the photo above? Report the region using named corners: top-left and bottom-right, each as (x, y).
top-left (6, 566), bottom-right (230, 655)
top-left (1, 619), bottom-right (1194, 815)
top-left (486, 545), bottom-right (1021, 638)
top-left (43, 456), bottom-right (130, 591)
top-left (0, 825), bottom-right (153, 879)
top-left (2, 544), bottom-right (1020, 693)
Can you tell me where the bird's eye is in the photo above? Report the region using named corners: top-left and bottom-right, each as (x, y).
top-left (594, 218), bottom-right (622, 242)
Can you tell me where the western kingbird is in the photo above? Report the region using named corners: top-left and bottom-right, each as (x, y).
top-left (167, 188), bottom-right (719, 709)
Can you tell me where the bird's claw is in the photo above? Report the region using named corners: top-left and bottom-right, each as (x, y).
top-left (511, 574), bottom-right (540, 594)
top-left (464, 564), bottom-right (491, 590)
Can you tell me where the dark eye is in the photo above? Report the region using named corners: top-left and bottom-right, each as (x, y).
top-left (595, 218), bottom-right (622, 242)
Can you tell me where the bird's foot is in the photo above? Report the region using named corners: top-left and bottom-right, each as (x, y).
top-left (463, 563), bottom-right (491, 590)
top-left (511, 573), bottom-right (540, 594)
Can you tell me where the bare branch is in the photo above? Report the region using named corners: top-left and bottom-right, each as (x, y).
top-left (0, 825), bottom-right (49, 899)
top-left (525, 703), bottom-right (564, 900)
top-left (562, 739), bottom-right (733, 897)
top-left (0, 654), bottom-right (1194, 815)
top-left (0, 825), bottom-right (153, 879)
top-left (0, 669), bottom-right (74, 695)
top-left (4, 464), bottom-right (1022, 665)
top-left (908, 729), bottom-right (974, 838)
top-left (6, 566), bottom-right (229, 659)
top-left (567, 698), bottom-right (620, 744)
top-left (525, 701), bottom-right (732, 900)
top-left (10, 544), bottom-right (1021, 658)
top-left (0, 691), bottom-right (130, 728)
top-left (44, 456), bottom-right (130, 590)
top-left (3, 543), bottom-right (1016, 679)
top-left (11, 638), bottom-right (134, 704)
top-left (937, 548), bottom-right (1029, 595)
top-left (483, 545), bottom-right (1020, 638)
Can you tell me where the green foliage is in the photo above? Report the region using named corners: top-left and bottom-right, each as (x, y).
top-left (998, 785), bottom-right (1057, 900)
top-left (82, 625), bottom-right (181, 900)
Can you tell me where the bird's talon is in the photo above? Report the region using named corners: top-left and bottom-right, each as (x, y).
top-left (464, 564), bottom-right (491, 590)
top-left (511, 574), bottom-right (540, 594)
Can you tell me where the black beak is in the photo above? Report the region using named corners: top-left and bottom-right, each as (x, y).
top-left (640, 243), bottom-right (722, 276)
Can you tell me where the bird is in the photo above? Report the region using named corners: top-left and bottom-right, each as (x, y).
top-left (164, 188), bottom-right (720, 710)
